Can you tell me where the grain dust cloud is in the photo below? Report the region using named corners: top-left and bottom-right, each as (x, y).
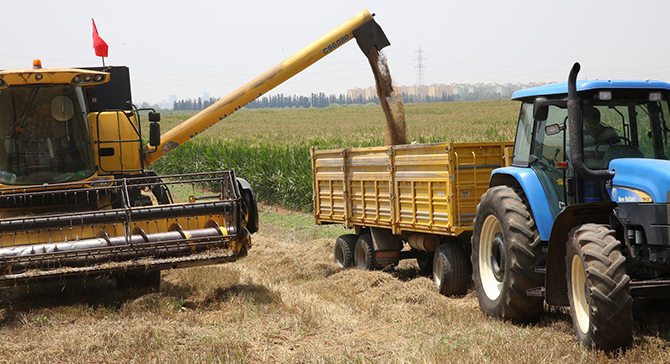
top-left (367, 50), bottom-right (407, 146)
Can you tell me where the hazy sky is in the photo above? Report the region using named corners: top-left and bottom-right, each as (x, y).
top-left (2, 0), bottom-right (669, 104)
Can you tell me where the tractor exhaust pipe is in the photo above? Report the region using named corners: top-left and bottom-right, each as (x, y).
top-left (567, 62), bottom-right (615, 181)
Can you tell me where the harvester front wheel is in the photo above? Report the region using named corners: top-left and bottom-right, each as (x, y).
top-left (566, 224), bottom-right (633, 351)
top-left (471, 186), bottom-right (545, 322)
top-left (433, 242), bottom-right (470, 296)
top-left (334, 234), bottom-right (357, 268)
top-left (354, 233), bottom-right (375, 271)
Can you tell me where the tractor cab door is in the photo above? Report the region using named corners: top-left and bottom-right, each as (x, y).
top-left (513, 101), bottom-right (576, 217)
top-left (530, 102), bottom-right (577, 215)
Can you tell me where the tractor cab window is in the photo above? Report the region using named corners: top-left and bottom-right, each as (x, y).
top-left (0, 85), bottom-right (95, 185)
top-left (634, 96), bottom-right (670, 160)
top-left (582, 100), bottom-right (643, 169)
top-left (530, 102), bottom-right (574, 215)
top-left (580, 90), bottom-right (670, 168)
top-left (511, 102), bottom-right (533, 167)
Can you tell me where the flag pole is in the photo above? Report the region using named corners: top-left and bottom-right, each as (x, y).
top-left (92, 19), bottom-right (109, 67)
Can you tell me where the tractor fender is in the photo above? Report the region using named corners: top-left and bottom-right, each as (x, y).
top-left (490, 167), bottom-right (554, 241)
top-left (544, 201), bottom-right (616, 306)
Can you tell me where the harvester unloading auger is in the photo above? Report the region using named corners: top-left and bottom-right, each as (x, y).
top-left (0, 10), bottom-right (389, 287)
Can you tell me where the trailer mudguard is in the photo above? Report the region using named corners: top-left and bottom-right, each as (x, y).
top-left (489, 167), bottom-right (554, 241)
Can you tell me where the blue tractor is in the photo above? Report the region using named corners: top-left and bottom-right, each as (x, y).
top-left (471, 63), bottom-right (670, 351)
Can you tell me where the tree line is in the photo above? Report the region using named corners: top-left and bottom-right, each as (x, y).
top-left (171, 91), bottom-right (507, 111)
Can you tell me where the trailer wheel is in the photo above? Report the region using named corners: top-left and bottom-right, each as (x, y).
top-left (354, 233), bottom-right (375, 271)
top-left (334, 234), bottom-right (358, 268)
top-left (566, 224), bottom-right (633, 351)
top-left (471, 186), bottom-right (545, 322)
top-left (433, 243), bottom-right (470, 296)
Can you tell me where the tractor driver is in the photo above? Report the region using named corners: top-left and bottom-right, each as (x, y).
top-left (582, 105), bottom-right (619, 147)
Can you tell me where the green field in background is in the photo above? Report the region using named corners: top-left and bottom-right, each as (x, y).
top-left (151, 100), bottom-right (520, 211)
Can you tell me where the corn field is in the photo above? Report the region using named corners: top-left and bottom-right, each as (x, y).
top-left (151, 100), bottom-right (519, 211)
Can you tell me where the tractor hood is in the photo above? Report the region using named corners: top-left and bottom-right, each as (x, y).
top-left (607, 158), bottom-right (670, 203)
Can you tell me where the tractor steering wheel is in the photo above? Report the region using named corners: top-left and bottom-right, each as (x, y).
top-left (595, 136), bottom-right (632, 153)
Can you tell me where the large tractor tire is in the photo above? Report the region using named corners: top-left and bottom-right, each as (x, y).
top-left (433, 242), bottom-right (471, 296)
top-left (471, 186), bottom-right (545, 322)
top-left (566, 224), bottom-right (633, 351)
top-left (334, 234), bottom-right (358, 268)
top-left (354, 233), bottom-right (376, 271)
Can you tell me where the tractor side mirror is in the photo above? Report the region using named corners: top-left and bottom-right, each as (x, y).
top-left (533, 97), bottom-right (549, 122)
top-left (533, 97), bottom-right (568, 122)
top-left (545, 123), bottom-right (564, 136)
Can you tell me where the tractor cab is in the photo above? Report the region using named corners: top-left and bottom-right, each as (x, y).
top-left (475, 64), bottom-right (670, 350)
top-left (510, 80), bottom-right (670, 216)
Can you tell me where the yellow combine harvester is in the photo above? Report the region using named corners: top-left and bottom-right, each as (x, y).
top-left (0, 10), bottom-right (388, 287)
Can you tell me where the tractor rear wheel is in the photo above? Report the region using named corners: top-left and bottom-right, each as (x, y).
top-left (566, 224), bottom-right (633, 351)
top-left (471, 186), bottom-right (545, 322)
top-left (334, 234), bottom-right (357, 268)
top-left (433, 242), bottom-right (470, 296)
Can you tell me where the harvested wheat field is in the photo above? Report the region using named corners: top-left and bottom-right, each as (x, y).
top-left (1, 204), bottom-right (670, 363)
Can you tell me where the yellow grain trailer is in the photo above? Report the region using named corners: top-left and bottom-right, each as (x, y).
top-left (312, 141), bottom-right (512, 295)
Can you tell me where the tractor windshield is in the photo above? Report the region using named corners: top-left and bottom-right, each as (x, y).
top-left (0, 85), bottom-right (95, 185)
top-left (581, 89), bottom-right (670, 168)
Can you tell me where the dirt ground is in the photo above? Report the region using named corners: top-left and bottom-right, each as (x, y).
top-left (1, 208), bottom-right (670, 363)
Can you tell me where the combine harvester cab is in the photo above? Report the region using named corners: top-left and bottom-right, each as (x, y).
top-left (0, 65), bottom-right (254, 287)
top-left (0, 10), bottom-right (389, 288)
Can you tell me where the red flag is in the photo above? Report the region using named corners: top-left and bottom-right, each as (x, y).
top-left (92, 19), bottom-right (109, 57)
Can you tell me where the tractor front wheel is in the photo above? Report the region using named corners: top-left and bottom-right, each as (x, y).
top-left (566, 224), bottom-right (633, 351)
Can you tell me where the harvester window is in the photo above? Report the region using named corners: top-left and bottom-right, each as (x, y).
top-left (0, 85), bottom-right (95, 184)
